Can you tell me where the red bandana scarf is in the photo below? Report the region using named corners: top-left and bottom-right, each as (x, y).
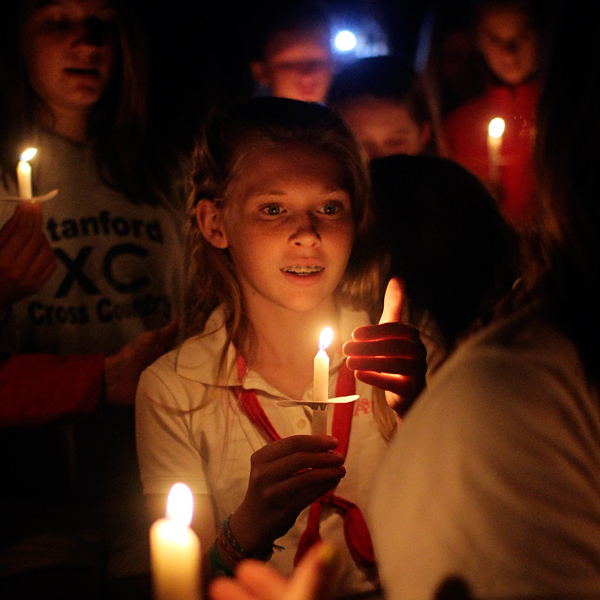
top-left (234, 354), bottom-right (375, 570)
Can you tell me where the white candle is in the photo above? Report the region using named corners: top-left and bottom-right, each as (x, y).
top-left (17, 148), bottom-right (37, 199)
top-left (487, 118), bottom-right (505, 186)
top-left (313, 327), bottom-right (333, 435)
top-left (150, 483), bottom-right (201, 600)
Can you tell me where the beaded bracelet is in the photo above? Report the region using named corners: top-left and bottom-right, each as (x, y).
top-left (209, 541), bottom-right (234, 578)
top-left (218, 515), bottom-right (276, 567)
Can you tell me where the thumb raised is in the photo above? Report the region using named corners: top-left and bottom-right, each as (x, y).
top-left (379, 277), bottom-right (404, 324)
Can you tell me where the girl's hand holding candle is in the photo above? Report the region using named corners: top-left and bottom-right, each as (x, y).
top-left (150, 483), bottom-right (201, 600)
top-left (313, 327), bottom-right (333, 436)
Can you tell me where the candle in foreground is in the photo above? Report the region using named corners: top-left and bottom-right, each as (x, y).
top-left (313, 327), bottom-right (333, 435)
top-left (487, 117), bottom-right (505, 185)
top-left (17, 148), bottom-right (37, 199)
top-left (150, 483), bottom-right (201, 600)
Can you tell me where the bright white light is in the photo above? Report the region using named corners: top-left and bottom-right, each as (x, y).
top-left (488, 118), bottom-right (505, 139)
top-left (166, 483), bottom-right (193, 526)
top-left (20, 148), bottom-right (37, 162)
top-left (319, 327), bottom-right (334, 351)
top-left (335, 30), bottom-right (357, 52)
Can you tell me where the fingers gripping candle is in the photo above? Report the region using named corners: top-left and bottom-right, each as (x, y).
top-left (17, 148), bottom-right (37, 199)
top-left (150, 483), bottom-right (201, 600)
top-left (313, 327), bottom-right (333, 435)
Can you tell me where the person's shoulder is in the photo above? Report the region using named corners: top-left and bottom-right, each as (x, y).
top-left (422, 312), bottom-right (591, 429)
top-left (142, 331), bottom-right (218, 378)
top-left (456, 311), bottom-right (579, 375)
top-left (385, 311), bottom-right (598, 506)
top-left (139, 341), bottom-right (184, 389)
top-left (137, 334), bottom-right (216, 410)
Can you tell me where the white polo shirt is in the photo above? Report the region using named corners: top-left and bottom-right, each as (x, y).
top-left (136, 306), bottom-right (389, 598)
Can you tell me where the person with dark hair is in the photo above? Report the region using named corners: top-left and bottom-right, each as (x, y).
top-left (369, 153), bottom-right (519, 376)
top-left (247, 1), bottom-right (334, 104)
top-left (328, 56), bottom-right (443, 160)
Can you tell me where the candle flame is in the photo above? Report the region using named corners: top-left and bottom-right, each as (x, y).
top-left (488, 118), bottom-right (505, 139)
top-left (20, 148), bottom-right (37, 162)
top-left (319, 327), bottom-right (334, 351)
top-left (166, 483), bottom-right (193, 526)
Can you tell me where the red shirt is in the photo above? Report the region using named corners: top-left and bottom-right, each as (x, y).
top-left (443, 81), bottom-right (539, 225)
top-left (0, 353), bottom-right (103, 428)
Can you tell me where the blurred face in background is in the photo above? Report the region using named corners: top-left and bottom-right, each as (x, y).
top-left (23, 0), bottom-right (118, 116)
top-left (476, 4), bottom-right (538, 85)
top-left (251, 26), bottom-right (333, 103)
top-left (340, 96), bottom-right (431, 160)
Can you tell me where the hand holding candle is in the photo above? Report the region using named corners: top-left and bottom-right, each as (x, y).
top-left (313, 327), bottom-right (333, 435)
top-left (150, 483), bottom-right (201, 600)
top-left (17, 148), bottom-right (37, 200)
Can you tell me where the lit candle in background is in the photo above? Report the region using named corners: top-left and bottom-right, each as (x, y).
top-left (150, 483), bottom-right (201, 600)
top-left (487, 118), bottom-right (505, 188)
top-left (17, 148), bottom-right (37, 199)
top-left (313, 327), bottom-right (333, 435)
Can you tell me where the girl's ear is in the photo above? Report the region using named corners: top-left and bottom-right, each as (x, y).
top-left (196, 199), bottom-right (228, 249)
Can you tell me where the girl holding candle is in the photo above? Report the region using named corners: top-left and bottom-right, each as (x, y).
top-left (0, 0), bottom-right (187, 597)
top-left (442, 0), bottom-right (547, 228)
top-left (136, 97), bottom-right (427, 599)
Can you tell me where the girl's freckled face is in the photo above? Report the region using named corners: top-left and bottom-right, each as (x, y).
top-left (220, 144), bottom-right (356, 314)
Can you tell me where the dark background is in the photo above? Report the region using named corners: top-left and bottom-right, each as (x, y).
top-left (141, 0), bottom-right (438, 150)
